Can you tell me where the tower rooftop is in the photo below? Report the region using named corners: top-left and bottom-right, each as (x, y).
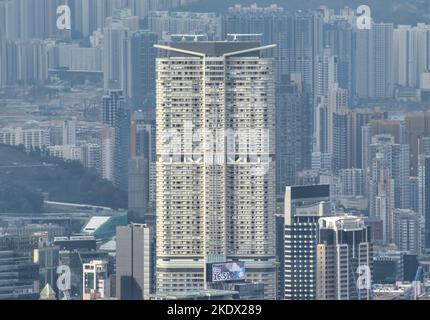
top-left (155, 41), bottom-right (276, 57)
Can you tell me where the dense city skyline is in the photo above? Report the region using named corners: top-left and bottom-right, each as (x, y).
top-left (0, 0), bottom-right (430, 306)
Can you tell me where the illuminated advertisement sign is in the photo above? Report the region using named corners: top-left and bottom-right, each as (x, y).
top-left (209, 262), bottom-right (246, 283)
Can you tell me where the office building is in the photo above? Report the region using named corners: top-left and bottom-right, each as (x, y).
top-left (128, 111), bottom-right (156, 224)
top-left (316, 215), bottom-right (373, 300)
top-left (410, 177), bottom-right (420, 214)
top-left (276, 74), bottom-right (312, 196)
top-left (33, 241), bottom-right (60, 296)
top-left (0, 234), bottom-right (39, 300)
top-left (368, 134), bottom-right (410, 213)
top-left (155, 40), bottom-right (277, 299)
top-left (418, 155), bottom-right (430, 253)
top-left (83, 260), bottom-right (108, 300)
top-left (284, 185), bottom-right (331, 300)
top-left (0, 250), bottom-right (39, 300)
top-left (404, 112), bottom-right (430, 176)
top-left (128, 30), bottom-right (158, 112)
top-left (275, 214), bottom-right (285, 300)
top-left (393, 209), bottom-right (421, 254)
top-left (116, 224), bottom-right (153, 300)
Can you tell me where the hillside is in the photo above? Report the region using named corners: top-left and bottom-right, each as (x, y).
top-left (0, 145), bottom-right (127, 213)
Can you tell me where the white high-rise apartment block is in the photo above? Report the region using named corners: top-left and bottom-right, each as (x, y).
top-left (327, 84), bottom-right (348, 154)
top-left (148, 11), bottom-right (222, 40)
top-left (394, 24), bottom-right (430, 88)
top-left (155, 41), bottom-right (277, 299)
top-left (101, 125), bottom-right (115, 182)
top-left (0, 127), bottom-right (50, 150)
top-left (355, 23), bottom-right (393, 98)
top-left (62, 119), bottom-right (76, 146)
top-left (339, 168), bottom-right (365, 197)
top-left (47, 145), bottom-right (82, 162)
top-left (102, 9), bottom-right (139, 92)
top-left (315, 47), bottom-right (338, 99)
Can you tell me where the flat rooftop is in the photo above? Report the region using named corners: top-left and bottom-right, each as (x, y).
top-left (156, 41), bottom-right (275, 57)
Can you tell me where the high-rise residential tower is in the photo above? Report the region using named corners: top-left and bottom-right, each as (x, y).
top-left (354, 23), bottom-right (394, 99)
top-left (155, 40), bottom-right (277, 299)
top-left (101, 89), bottom-right (130, 191)
top-left (62, 119), bottom-right (77, 146)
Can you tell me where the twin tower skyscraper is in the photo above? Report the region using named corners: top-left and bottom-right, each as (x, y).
top-left (154, 40), bottom-right (277, 299)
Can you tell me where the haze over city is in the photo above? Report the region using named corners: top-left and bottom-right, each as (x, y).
top-left (0, 0), bottom-right (430, 309)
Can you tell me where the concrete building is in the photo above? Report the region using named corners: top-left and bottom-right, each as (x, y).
top-left (368, 134), bottom-right (410, 215)
top-left (339, 168), bottom-right (365, 197)
top-left (155, 40), bottom-right (277, 299)
top-left (0, 250), bottom-right (39, 300)
top-left (81, 143), bottom-right (101, 173)
top-left (128, 111), bottom-right (156, 224)
top-left (393, 24), bottom-right (430, 88)
top-left (83, 260), bottom-right (108, 300)
top-left (0, 127), bottom-right (50, 151)
top-left (116, 224), bottom-right (153, 300)
top-left (148, 11), bottom-right (222, 40)
top-left (101, 89), bottom-right (130, 191)
top-left (418, 155), bottom-right (430, 253)
top-left (47, 145), bottom-right (82, 162)
top-left (128, 30), bottom-right (158, 112)
top-left (284, 185), bottom-right (331, 300)
top-left (276, 73), bottom-right (312, 195)
top-left (393, 209), bottom-right (421, 254)
top-left (316, 215), bottom-right (373, 300)
top-left (62, 119), bottom-right (76, 146)
top-left (354, 23), bottom-right (393, 98)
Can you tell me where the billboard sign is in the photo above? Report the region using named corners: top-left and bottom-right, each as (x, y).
top-left (210, 262), bottom-right (246, 283)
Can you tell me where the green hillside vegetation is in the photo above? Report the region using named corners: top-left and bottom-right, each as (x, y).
top-left (0, 145), bottom-right (127, 213)
top-left (0, 183), bottom-right (44, 213)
